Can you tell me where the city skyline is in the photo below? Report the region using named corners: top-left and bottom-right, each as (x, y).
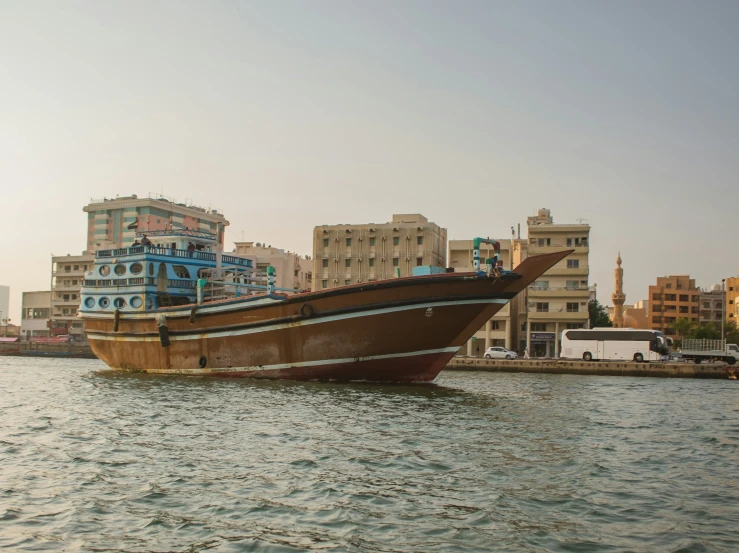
top-left (2, 1), bottom-right (738, 317)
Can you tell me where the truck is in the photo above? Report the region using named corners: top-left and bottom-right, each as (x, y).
top-left (681, 339), bottom-right (739, 365)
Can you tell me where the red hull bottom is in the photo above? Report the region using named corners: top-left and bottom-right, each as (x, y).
top-left (140, 351), bottom-right (455, 383)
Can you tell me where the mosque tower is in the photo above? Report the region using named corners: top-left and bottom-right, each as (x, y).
top-left (612, 252), bottom-right (626, 328)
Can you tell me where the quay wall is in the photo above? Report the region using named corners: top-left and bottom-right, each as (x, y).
top-left (445, 357), bottom-right (736, 379)
top-left (0, 342), bottom-right (96, 359)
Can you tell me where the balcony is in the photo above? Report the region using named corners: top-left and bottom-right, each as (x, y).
top-left (527, 286), bottom-right (591, 298)
top-left (527, 311), bottom-right (589, 321)
top-left (528, 243), bottom-right (589, 255)
top-left (543, 265), bottom-right (589, 276)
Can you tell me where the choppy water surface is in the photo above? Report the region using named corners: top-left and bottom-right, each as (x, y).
top-left (1, 357), bottom-right (738, 552)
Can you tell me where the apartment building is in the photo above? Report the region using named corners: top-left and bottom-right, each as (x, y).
top-left (726, 276), bottom-right (739, 322)
top-left (83, 194), bottom-right (229, 252)
top-left (513, 208), bottom-right (591, 357)
top-left (312, 214), bottom-right (447, 290)
top-left (448, 239), bottom-right (515, 353)
top-left (50, 253), bottom-right (94, 339)
top-left (699, 285), bottom-right (725, 330)
top-left (21, 291), bottom-right (51, 339)
top-left (648, 275), bottom-right (700, 338)
top-left (233, 242), bottom-right (313, 292)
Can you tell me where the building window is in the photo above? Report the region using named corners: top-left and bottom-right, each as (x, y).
top-left (731, 300), bottom-right (734, 304)
top-left (417, 236), bottom-right (423, 245)
top-left (322, 280), bottom-right (328, 289)
top-left (416, 257), bottom-right (423, 266)
top-left (393, 237), bottom-right (399, 246)
top-left (345, 259), bottom-right (351, 268)
top-left (703, 302), bottom-right (710, 308)
top-left (322, 259), bottom-right (328, 268)
top-left (566, 323), bottom-right (584, 329)
top-left (653, 316), bottom-right (663, 323)
top-left (534, 281), bottom-right (549, 290)
top-left (73, 265), bottom-right (79, 270)
top-left (679, 295), bottom-right (689, 302)
top-left (679, 306), bottom-right (688, 313)
top-left (369, 237), bottom-right (376, 246)
top-left (692, 295), bottom-right (699, 302)
top-left (665, 283), bottom-right (672, 289)
top-left (567, 259), bottom-right (579, 269)
top-left (323, 239), bottom-right (329, 247)
top-left (531, 323), bottom-right (547, 331)
top-left (536, 302), bottom-right (549, 312)
top-left (537, 238), bottom-right (551, 246)
top-left (393, 258), bottom-right (399, 267)
top-left (653, 293), bottom-right (662, 301)
top-left (345, 280), bottom-right (351, 285)
top-left (566, 302), bottom-right (579, 312)
top-left (653, 305), bottom-right (662, 312)
top-left (346, 238), bottom-right (351, 247)
top-left (369, 258), bottom-right (375, 267)
top-left (566, 280), bottom-right (579, 289)
top-left (665, 294), bottom-right (676, 301)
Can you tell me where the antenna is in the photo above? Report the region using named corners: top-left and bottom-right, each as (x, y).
top-left (576, 218), bottom-right (590, 224)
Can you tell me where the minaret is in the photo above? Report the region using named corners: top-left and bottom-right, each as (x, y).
top-left (612, 252), bottom-right (626, 328)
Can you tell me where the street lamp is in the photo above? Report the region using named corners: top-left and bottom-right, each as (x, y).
top-left (722, 278), bottom-right (726, 344)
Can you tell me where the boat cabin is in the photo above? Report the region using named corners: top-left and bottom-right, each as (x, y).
top-left (79, 229), bottom-right (255, 313)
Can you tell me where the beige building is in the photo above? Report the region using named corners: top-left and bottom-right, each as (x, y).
top-left (699, 285), bottom-right (724, 330)
top-left (648, 275), bottom-right (700, 338)
top-left (50, 253), bottom-right (94, 339)
top-left (512, 208), bottom-right (591, 357)
top-left (448, 239), bottom-right (515, 353)
top-left (312, 214), bottom-right (447, 290)
top-left (21, 291), bottom-right (51, 339)
top-left (233, 242), bottom-right (313, 292)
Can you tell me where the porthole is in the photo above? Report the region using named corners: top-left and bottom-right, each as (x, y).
top-left (114, 264), bottom-right (126, 276)
top-left (130, 296), bottom-right (143, 309)
top-left (99, 265), bottom-right (110, 277)
top-left (84, 297), bottom-right (96, 309)
top-left (113, 297), bottom-right (126, 309)
top-left (130, 262), bottom-right (143, 275)
top-left (99, 297), bottom-right (110, 308)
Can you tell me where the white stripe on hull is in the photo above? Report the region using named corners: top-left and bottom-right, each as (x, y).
top-left (86, 298), bottom-right (507, 342)
top-left (120, 346), bottom-right (460, 375)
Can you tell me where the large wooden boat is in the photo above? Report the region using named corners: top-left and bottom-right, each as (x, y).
top-left (79, 230), bottom-right (570, 382)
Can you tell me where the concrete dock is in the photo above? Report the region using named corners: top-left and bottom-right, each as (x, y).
top-left (0, 342), bottom-right (97, 359)
top-left (445, 357), bottom-right (737, 379)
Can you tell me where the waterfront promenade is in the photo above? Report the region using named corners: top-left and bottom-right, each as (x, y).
top-left (447, 356), bottom-right (736, 379)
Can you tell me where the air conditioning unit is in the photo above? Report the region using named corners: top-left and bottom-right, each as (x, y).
top-left (358, 257), bottom-right (362, 261)
top-left (358, 236), bottom-right (362, 241)
top-left (332, 279), bottom-right (338, 283)
top-left (334, 258), bottom-right (339, 262)
top-left (382, 236), bottom-right (386, 241)
top-left (406, 236), bottom-right (411, 240)
top-left (405, 256), bottom-right (410, 261)
top-left (334, 237), bottom-right (339, 242)
top-left (381, 257), bottom-right (385, 261)
top-left (356, 279), bottom-right (362, 283)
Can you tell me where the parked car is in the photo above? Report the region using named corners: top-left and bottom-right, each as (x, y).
top-left (484, 347), bottom-right (518, 360)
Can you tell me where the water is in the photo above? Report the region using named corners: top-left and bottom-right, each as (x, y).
top-left (1, 357), bottom-right (737, 552)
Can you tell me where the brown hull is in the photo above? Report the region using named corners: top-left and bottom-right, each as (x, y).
top-left (82, 250), bottom-right (570, 382)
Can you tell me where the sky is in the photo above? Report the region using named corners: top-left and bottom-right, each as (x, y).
top-left (1, 0), bottom-right (738, 320)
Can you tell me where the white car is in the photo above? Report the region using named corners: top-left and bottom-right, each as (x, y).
top-left (484, 347), bottom-right (518, 360)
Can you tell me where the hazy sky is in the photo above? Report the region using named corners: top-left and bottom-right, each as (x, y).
top-left (1, 1), bottom-right (738, 319)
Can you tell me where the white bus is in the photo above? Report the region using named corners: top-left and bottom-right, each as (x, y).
top-left (560, 328), bottom-right (669, 362)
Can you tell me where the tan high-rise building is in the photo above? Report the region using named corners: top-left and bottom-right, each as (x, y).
top-left (612, 252), bottom-right (626, 328)
top-left (648, 275), bottom-right (700, 339)
top-left (50, 253), bottom-right (94, 338)
top-left (448, 239), bottom-right (515, 353)
top-left (312, 214), bottom-right (447, 290)
top-left (83, 194), bottom-right (229, 252)
top-left (726, 275), bottom-right (739, 323)
top-left (512, 208), bottom-right (591, 357)
top-left (233, 242), bottom-right (313, 293)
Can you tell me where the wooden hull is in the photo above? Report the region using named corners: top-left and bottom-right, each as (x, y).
top-left (82, 251), bottom-right (570, 382)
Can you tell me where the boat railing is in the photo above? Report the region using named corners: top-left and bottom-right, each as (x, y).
top-left (84, 277), bottom-right (158, 287)
top-left (136, 229), bottom-right (217, 240)
top-left (95, 246), bottom-right (252, 267)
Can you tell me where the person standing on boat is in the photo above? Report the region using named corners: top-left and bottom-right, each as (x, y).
top-left (140, 235), bottom-right (152, 247)
top-left (187, 242), bottom-right (196, 257)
